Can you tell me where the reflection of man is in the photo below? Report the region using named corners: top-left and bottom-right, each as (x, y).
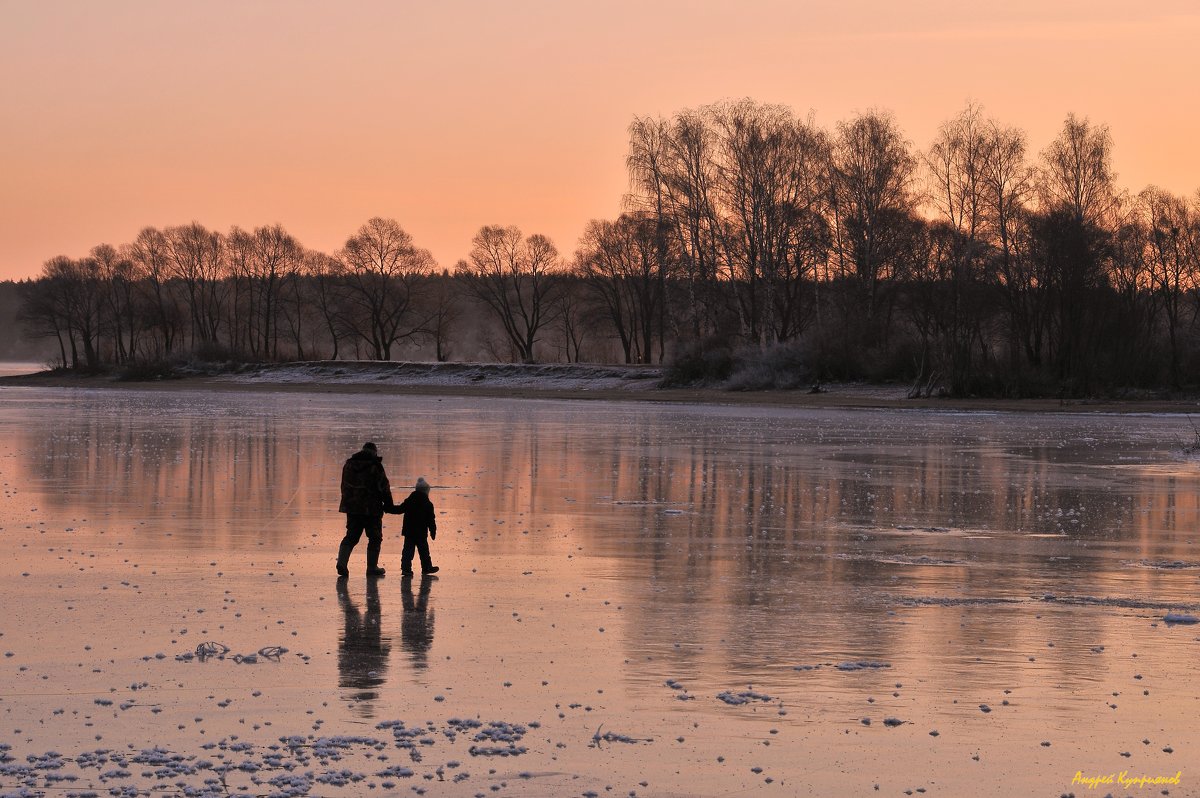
top-left (401, 574), bottom-right (436, 669)
top-left (337, 442), bottom-right (395, 577)
top-left (336, 578), bottom-right (390, 716)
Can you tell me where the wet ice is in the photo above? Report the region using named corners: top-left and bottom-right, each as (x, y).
top-left (1, 390), bottom-right (1198, 795)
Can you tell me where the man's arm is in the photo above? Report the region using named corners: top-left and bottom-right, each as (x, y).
top-left (377, 466), bottom-right (394, 511)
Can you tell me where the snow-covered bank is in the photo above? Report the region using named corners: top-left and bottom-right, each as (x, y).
top-left (215, 360), bottom-right (666, 392)
top-left (14, 361), bottom-right (1200, 413)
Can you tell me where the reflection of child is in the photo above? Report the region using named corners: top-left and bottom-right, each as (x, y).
top-left (390, 477), bottom-right (439, 576)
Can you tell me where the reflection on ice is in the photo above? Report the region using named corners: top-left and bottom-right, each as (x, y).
top-left (337, 578), bottom-right (390, 716)
top-left (400, 574), bottom-right (436, 670)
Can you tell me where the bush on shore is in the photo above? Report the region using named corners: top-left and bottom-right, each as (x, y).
top-left (662, 340), bottom-right (814, 390)
top-left (115, 359), bottom-right (180, 381)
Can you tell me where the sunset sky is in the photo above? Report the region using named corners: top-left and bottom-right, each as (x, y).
top-left (2, 0), bottom-right (1198, 280)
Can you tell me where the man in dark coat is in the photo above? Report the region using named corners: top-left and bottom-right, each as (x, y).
top-left (390, 476), bottom-right (439, 576)
top-left (337, 441), bottom-right (394, 577)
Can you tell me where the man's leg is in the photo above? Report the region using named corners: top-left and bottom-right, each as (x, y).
top-left (365, 516), bottom-right (385, 576)
top-left (337, 516), bottom-right (366, 576)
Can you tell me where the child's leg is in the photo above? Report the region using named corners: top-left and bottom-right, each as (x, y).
top-left (417, 537), bottom-right (434, 571)
top-left (401, 537), bottom-right (416, 574)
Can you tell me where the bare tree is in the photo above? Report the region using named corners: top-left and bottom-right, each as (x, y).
top-left (91, 243), bottom-right (143, 364)
top-left (829, 110), bottom-right (919, 346)
top-left (576, 213), bottom-right (666, 363)
top-left (165, 222), bottom-right (228, 348)
top-left (459, 225), bottom-right (562, 363)
top-left (628, 111), bottom-right (725, 341)
top-left (308, 251), bottom-right (349, 360)
top-left (419, 271), bottom-right (463, 362)
top-left (711, 100), bottom-right (830, 345)
top-left (1040, 113), bottom-right (1117, 226)
top-left (278, 246), bottom-right (316, 360)
top-left (338, 217), bottom-right (434, 360)
top-left (224, 226), bottom-right (255, 356)
top-left (249, 224), bottom-right (303, 359)
top-left (1036, 114), bottom-right (1119, 387)
top-left (918, 103), bottom-right (994, 392)
top-left (981, 120), bottom-right (1041, 376)
top-left (128, 226), bottom-right (180, 357)
top-left (20, 256), bottom-right (103, 368)
top-left (553, 276), bottom-right (594, 363)
top-left (1134, 187), bottom-right (1194, 387)
top-left (17, 269), bottom-right (72, 367)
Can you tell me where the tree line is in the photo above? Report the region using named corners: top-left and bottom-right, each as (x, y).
top-left (16, 100), bottom-right (1200, 395)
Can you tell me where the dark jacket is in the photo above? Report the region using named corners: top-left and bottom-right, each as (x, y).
top-left (339, 451), bottom-right (394, 516)
top-left (397, 490), bottom-right (436, 538)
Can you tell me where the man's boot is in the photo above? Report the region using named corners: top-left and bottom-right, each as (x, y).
top-left (365, 537), bottom-right (386, 577)
top-left (336, 539), bottom-right (354, 577)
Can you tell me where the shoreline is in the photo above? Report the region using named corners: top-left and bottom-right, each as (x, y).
top-left (5, 360), bottom-right (1200, 413)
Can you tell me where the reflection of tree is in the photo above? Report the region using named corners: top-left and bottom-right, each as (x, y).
top-left (401, 575), bottom-right (436, 670)
top-left (337, 578), bottom-right (391, 717)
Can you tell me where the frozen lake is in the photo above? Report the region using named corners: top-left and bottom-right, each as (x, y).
top-left (0, 387), bottom-right (1197, 797)
top-left (0, 362), bottom-right (43, 378)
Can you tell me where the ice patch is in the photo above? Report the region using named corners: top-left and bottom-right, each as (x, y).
top-left (1127, 560), bottom-right (1200, 570)
top-left (1041, 596), bottom-right (1200, 611)
top-left (893, 596), bottom-right (1021, 607)
top-left (834, 553), bottom-right (966, 566)
top-left (716, 690), bottom-right (774, 706)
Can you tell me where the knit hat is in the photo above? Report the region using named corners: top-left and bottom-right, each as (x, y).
top-left (415, 477), bottom-right (430, 493)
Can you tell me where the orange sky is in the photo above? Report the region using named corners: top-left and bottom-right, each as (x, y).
top-left (2, 0), bottom-right (1198, 280)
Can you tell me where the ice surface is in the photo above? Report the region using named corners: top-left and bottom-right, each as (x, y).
top-left (0, 388), bottom-right (1198, 795)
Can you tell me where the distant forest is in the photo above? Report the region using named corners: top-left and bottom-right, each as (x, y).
top-left (10, 101), bottom-right (1200, 396)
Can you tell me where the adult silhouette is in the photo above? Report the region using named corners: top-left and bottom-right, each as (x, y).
top-left (336, 441), bottom-right (395, 577)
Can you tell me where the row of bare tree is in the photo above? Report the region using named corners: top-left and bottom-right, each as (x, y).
top-left (626, 100), bottom-right (1200, 393)
top-left (16, 100), bottom-right (1200, 394)
top-left (16, 218), bottom-right (644, 369)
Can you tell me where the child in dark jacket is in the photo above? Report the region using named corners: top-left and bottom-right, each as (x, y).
top-left (391, 477), bottom-right (439, 576)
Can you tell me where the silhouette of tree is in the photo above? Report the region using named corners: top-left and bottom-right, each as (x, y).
top-left (1040, 113), bottom-right (1118, 227)
top-left (337, 217), bottom-right (434, 360)
top-left (628, 112), bottom-right (725, 341)
top-left (248, 224), bottom-right (303, 359)
top-left (127, 226), bottom-right (180, 358)
top-left (1133, 187), bottom-right (1195, 388)
top-left (980, 120), bottom-right (1040, 381)
top-left (419, 271), bottom-right (463, 363)
top-left (459, 225), bottom-right (562, 363)
top-left (1035, 114), bottom-right (1119, 388)
top-left (712, 100), bottom-right (830, 345)
top-left (91, 243), bottom-right (142, 364)
top-left (917, 103), bottom-right (994, 393)
top-left (829, 110), bottom-right (919, 349)
top-left (165, 222), bottom-right (227, 347)
top-left (576, 213), bottom-right (667, 363)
